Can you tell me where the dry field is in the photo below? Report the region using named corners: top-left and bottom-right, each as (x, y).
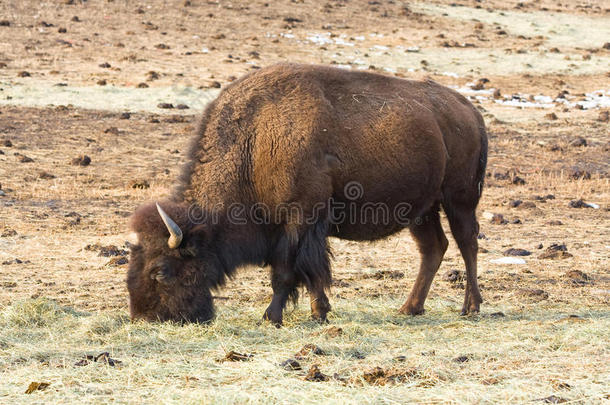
top-left (0, 0), bottom-right (609, 403)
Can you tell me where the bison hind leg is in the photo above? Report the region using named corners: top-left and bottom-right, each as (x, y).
top-left (399, 204), bottom-right (448, 315)
top-left (442, 201), bottom-right (483, 315)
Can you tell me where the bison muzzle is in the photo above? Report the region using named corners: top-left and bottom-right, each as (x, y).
top-left (127, 63), bottom-right (488, 325)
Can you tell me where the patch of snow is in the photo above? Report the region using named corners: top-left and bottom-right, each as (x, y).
top-left (334, 38), bottom-right (354, 46)
top-left (494, 98), bottom-right (554, 108)
top-left (490, 257), bottom-right (527, 265)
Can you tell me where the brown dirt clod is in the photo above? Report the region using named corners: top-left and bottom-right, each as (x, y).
top-left (220, 351), bottom-right (254, 362)
top-left (71, 155), bottom-right (91, 166)
top-left (304, 365), bottom-right (329, 382)
top-left (295, 344), bottom-right (325, 359)
top-left (25, 382), bottom-right (50, 394)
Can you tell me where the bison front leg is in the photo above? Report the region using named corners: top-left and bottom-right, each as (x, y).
top-left (263, 265), bottom-right (298, 327)
top-left (264, 221), bottom-right (332, 326)
top-left (399, 208), bottom-right (448, 315)
top-left (309, 284), bottom-right (331, 323)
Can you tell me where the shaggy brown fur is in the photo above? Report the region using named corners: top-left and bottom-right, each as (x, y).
top-left (127, 63), bottom-right (488, 325)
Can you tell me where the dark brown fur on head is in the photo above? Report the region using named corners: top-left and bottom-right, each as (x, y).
top-left (127, 201), bottom-right (224, 323)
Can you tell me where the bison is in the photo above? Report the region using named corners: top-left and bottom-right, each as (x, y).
top-left (127, 63), bottom-right (487, 325)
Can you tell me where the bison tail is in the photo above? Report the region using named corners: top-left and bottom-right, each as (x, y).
top-left (475, 124), bottom-right (488, 200)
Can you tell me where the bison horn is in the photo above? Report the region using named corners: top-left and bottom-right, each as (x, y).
top-left (156, 203), bottom-right (183, 249)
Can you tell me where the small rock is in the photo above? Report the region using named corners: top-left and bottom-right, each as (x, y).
top-left (503, 248), bottom-right (531, 256)
top-left (453, 355), bottom-right (472, 363)
top-left (545, 112), bottom-right (558, 120)
top-left (97, 79), bottom-right (107, 86)
top-left (509, 199), bottom-right (522, 208)
top-left (569, 168), bottom-right (591, 180)
top-left (279, 358), bottom-right (302, 370)
top-left (119, 112), bottom-right (131, 119)
top-left (0, 20), bottom-right (11, 26)
top-left (1, 228), bottom-right (17, 237)
top-left (536, 395), bottom-right (569, 404)
top-left (129, 179), bottom-right (150, 189)
top-left (2, 140), bottom-right (10, 147)
top-left (492, 89), bottom-right (501, 99)
top-left (603, 42), bottom-right (610, 50)
top-left (58, 27), bottom-right (67, 33)
top-left (176, 104), bottom-right (189, 110)
top-left (512, 176), bottom-right (526, 185)
top-left (547, 220), bottom-right (562, 225)
top-left (107, 257), bottom-right (128, 266)
top-left (568, 137), bottom-right (587, 147)
top-left (568, 199), bottom-right (594, 209)
top-left (597, 111), bottom-right (609, 122)
top-left (16, 153), bottom-right (34, 163)
top-left (551, 380), bottom-right (572, 390)
top-left (157, 103), bottom-right (174, 109)
top-left (315, 326), bottom-right (343, 338)
top-left (210, 81), bottom-right (222, 88)
top-left (155, 43), bottom-right (170, 50)
top-left (372, 270), bottom-right (404, 279)
top-left (137, 82), bottom-right (149, 88)
top-left (104, 127), bottom-right (121, 135)
top-left (147, 71), bottom-right (160, 81)
top-left (442, 269), bottom-right (463, 283)
top-left (516, 288), bottom-right (549, 300)
top-left (18, 71), bottom-right (31, 77)
top-left (99, 62), bottom-right (111, 68)
top-left (75, 352), bottom-right (122, 367)
top-left (564, 270), bottom-right (591, 285)
top-left (71, 155), bottom-right (91, 166)
top-left (490, 213), bottom-right (507, 225)
top-left (481, 377), bottom-right (501, 385)
top-left (39, 171), bottom-right (56, 179)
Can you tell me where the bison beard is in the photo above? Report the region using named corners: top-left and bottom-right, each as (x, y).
top-left (127, 63), bottom-right (488, 326)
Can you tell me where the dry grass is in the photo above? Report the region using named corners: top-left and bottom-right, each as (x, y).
top-left (0, 296), bottom-right (608, 403)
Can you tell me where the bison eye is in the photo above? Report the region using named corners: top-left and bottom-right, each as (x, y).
top-left (150, 266), bottom-right (174, 284)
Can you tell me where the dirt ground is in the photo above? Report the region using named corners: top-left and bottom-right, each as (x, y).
top-left (0, 0), bottom-right (609, 403)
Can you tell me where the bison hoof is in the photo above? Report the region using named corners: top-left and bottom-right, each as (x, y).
top-left (398, 304), bottom-right (425, 316)
top-left (460, 307), bottom-right (480, 316)
top-left (262, 309), bottom-right (283, 327)
top-left (311, 313), bottom-right (329, 323)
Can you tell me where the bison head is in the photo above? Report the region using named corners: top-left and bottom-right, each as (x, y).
top-left (127, 201), bottom-right (223, 323)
